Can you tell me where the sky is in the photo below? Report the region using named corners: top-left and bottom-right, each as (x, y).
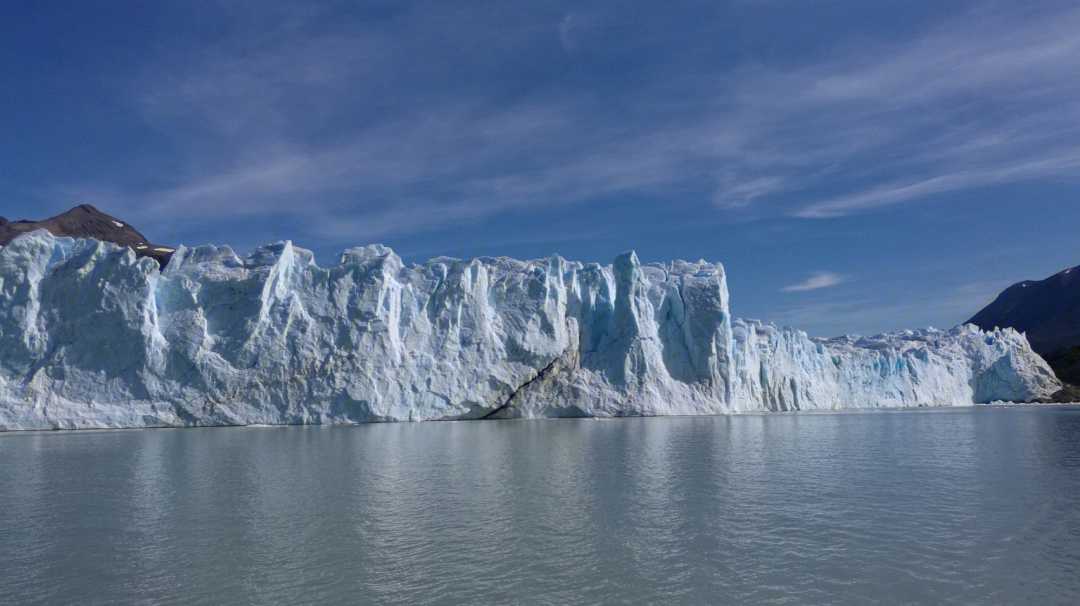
top-left (1, 0), bottom-right (1078, 337)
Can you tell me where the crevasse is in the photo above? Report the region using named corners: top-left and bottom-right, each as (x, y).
top-left (0, 231), bottom-right (1061, 430)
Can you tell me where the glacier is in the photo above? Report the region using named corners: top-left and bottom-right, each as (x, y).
top-left (0, 230), bottom-right (1061, 430)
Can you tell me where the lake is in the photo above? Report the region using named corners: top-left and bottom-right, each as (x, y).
top-left (2, 405), bottom-right (1079, 605)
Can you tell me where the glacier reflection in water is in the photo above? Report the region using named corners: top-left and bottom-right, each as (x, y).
top-left (2, 405), bottom-right (1080, 605)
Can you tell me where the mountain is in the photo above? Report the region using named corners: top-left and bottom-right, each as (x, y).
top-left (0, 204), bottom-right (174, 265)
top-left (967, 264), bottom-right (1080, 386)
top-left (0, 230), bottom-right (1060, 431)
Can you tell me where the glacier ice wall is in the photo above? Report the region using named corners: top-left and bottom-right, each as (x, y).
top-left (0, 231), bottom-right (1061, 430)
top-left (731, 320), bottom-right (1059, 411)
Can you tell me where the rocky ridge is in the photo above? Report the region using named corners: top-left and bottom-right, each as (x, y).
top-left (0, 204), bottom-right (174, 266)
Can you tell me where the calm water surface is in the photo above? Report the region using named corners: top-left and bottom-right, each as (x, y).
top-left (2, 405), bottom-right (1079, 605)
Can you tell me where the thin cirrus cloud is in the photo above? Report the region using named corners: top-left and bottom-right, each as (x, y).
top-left (766, 279), bottom-right (1005, 338)
top-left (80, 2), bottom-right (1080, 243)
top-left (784, 5), bottom-right (1080, 218)
top-left (781, 272), bottom-right (845, 293)
top-left (794, 153), bottom-right (1080, 218)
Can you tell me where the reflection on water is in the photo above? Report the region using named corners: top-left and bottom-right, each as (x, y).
top-left (2, 406), bottom-right (1079, 605)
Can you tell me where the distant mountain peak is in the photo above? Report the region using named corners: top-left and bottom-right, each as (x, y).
top-left (0, 205), bottom-right (174, 266)
top-left (967, 263), bottom-right (1080, 385)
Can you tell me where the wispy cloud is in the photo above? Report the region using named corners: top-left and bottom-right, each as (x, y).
top-left (763, 278), bottom-right (1017, 338)
top-left (795, 151), bottom-right (1080, 218)
top-left (781, 272), bottom-right (845, 293)
top-left (55, 2), bottom-right (1080, 244)
top-left (776, 5), bottom-right (1080, 217)
top-left (558, 14), bottom-right (583, 52)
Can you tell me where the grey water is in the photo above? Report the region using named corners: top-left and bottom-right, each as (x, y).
top-left (2, 406), bottom-right (1079, 605)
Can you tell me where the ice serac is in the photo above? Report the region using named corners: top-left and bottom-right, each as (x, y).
top-left (0, 231), bottom-right (1061, 430)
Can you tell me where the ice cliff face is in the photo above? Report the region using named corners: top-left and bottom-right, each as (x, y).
top-left (731, 320), bottom-right (1059, 411)
top-left (0, 231), bottom-right (1061, 430)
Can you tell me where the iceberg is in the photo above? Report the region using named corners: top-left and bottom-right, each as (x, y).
top-left (0, 231), bottom-right (1061, 430)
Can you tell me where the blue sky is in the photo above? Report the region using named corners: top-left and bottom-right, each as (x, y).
top-left (2, 1), bottom-right (1078, 337)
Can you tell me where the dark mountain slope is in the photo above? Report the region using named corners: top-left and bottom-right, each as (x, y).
top-left (967, 264), bottom-right (1080, 386)
top-left (0, 204), bottom-right (174, 266)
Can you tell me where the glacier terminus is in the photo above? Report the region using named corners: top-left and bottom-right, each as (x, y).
top-left (0, 230), bottom-right (1061, 430)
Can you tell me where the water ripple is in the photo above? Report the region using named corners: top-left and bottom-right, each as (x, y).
top-left (1, 406), bottom-right (1079, 605)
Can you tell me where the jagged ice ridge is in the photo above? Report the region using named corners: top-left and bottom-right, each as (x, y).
top-left (0, 231), bottom-right (1061, 430)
